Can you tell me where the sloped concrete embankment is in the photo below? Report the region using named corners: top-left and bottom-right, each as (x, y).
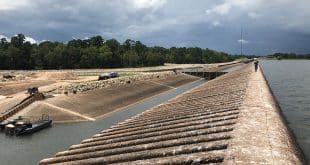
top-left (39, 64), bottom-right (304, 164)
top-left (13, 74), bottom-right (199, 123)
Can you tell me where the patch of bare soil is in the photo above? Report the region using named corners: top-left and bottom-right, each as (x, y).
top-left (33, 72), bottom-right (77, 81)
top-left (0, 80), bottom-right (55, 96)
top-left (0, 93), bottom-right (29, 113)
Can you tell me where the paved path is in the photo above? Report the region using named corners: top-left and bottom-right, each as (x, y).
top-left (225, 66), bottom-right (304, 164)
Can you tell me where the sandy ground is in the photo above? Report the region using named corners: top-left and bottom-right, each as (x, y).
top-left (0, 61), bottom-right (241, 80)
top-left (0, 62), bottom-right (227, 75)
top-left (0, 80), bottom-right (56, 96)
top-left (9, 74), bottom-right (200, 123)
top-left (1, 62), bottom-right (241, 123)
top-left (0, 61), bottom-right (241, 96)
top-left (0, 93), bottom-right (29, 114)
top-left (0, 71), bottom-right (94, 96)
top-left (0, 71), bottom-right (98, 116)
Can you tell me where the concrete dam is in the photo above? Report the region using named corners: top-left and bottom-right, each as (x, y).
top-left (39, 63), bottom-right (305, 164)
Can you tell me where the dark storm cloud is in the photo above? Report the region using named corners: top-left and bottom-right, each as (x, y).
top-left (0, 0), bottom-right (310, 54)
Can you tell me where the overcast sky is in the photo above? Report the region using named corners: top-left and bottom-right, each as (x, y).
top-left (1, 0), bottom-right (310, 55)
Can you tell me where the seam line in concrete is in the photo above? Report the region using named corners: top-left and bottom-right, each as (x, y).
top-left (42, 102), bottom-right (95, 121)
top-left (146, 80), bottom-right (177, 89)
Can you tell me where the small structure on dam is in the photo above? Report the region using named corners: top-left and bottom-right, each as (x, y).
top-left (182, 69), bottom-right (227, 80)
top-left (39, 64), bottom-right (304, 164)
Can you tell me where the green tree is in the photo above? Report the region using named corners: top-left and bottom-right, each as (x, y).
top-left (185, 47), bottom-right (203, 63)
top-left (0, 38), bottom-right (10, 69)
top-left (123, 50), bottom-right (139, 67)
top-left (80, 47), bottom-right (100, 68)
top-left (98, 45), bottom-right (113, 67)
top-left (0, 38), bottom-right (9, 49)
top-left (36, 41), bottom-right (55, 69)
top-left (0, 49), bottom-right (10, 69)
top-left (145, 50), bottom-right (164, 66)
top-left (89, 36), bottom-right (104, 47)
top-left (0, 33), bottom-right (236, 70)
top-left (11, 34), bottom-right (25, 48)
top-left (105, 39), bottom-right (121, 67)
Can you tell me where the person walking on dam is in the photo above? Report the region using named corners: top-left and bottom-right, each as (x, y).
top-left (254, 60), bottom-right (259, 72)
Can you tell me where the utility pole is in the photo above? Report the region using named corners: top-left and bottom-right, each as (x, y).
top-left (240, 27), bottom-right (243, 56)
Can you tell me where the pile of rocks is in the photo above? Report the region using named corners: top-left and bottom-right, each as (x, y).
top-left (0, 74), bottom-right (26, 82)
top-left (57, 71), bottom-right (177, 94)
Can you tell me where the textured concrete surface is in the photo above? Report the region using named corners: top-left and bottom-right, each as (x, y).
top-left (39, 64), bottom-right (305, 164)
top-left (224, 66), bottom-right (305, 164)
top-left (9, 74), bottom-right (199, 123)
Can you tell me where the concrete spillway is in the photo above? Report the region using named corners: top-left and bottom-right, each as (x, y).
top-left (39, 64), bottom-right (304, 164)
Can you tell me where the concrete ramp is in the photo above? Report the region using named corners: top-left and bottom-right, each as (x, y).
top-left (0, 93), bottom-right (44, 122)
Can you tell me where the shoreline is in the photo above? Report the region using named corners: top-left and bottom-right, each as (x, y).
top-left (260, 65), bottom-right (307, 163)
top-left (224, 66), bottom-right (305, 164)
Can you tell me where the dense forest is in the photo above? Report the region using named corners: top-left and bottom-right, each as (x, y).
top-left (268, 53), bottom-right (310, 59)
top-left (0, 34), bottom-right (235, 70)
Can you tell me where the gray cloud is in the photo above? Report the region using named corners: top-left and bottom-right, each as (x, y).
top-left (0, 0), bottom-right (309, 55)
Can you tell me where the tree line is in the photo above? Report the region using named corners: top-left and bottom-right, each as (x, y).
top-left (0, 34), bottom-right (235, 70)
top-left (267, 53), bottom-right (310, 60)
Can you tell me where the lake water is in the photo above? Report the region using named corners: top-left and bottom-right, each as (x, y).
top-left (260, 60), bottom-right (310, 162)
top-left (0, 79), bottom-right (207, 165)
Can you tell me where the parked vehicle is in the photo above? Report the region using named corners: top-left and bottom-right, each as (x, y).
top-left (2, 74), bottom-right (15, 79)
top-left (98, 73), bottom-right (111, 80)
top-left (27, 87), bottom-right (39, 95)
top-left (109, 72), bottom-right (119, 78)
top-left (98, 72), bottom-right (119, 80)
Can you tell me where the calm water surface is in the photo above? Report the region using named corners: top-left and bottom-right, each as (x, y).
top-left (261, 60), bottom-right (310, 162)
top-left (0, 79), bottom-right (206, 165)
